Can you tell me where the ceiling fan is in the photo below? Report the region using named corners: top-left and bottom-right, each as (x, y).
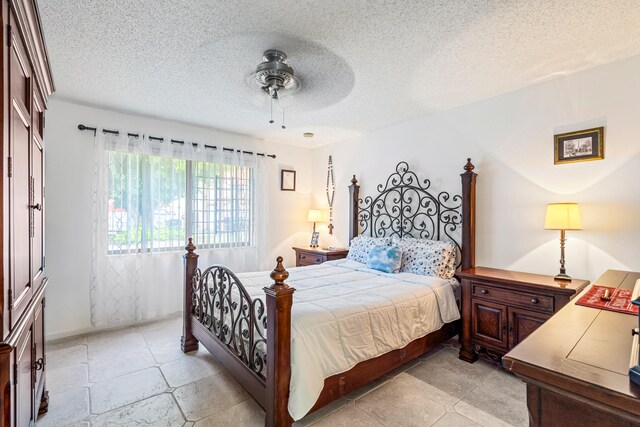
top-left (249, 49), bottom-right (301, 129)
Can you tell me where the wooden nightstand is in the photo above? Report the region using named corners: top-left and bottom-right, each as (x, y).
top-left (458, 267), bottom-right (589, 363)
top-left (292, 247), bottom-right (349, 267)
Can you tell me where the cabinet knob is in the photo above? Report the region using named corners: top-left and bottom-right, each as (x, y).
top-left (481, 289), bottom-right (488, 294)
top-left (30, 203), bottom-right (42, 211)
top-left (301, 255), bottom-right (305, 259)
top-left (531, 298), bottom-right (539, 305)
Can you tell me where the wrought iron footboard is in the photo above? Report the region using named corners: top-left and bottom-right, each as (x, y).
top-left (191, 265), bottom-right (268, 380)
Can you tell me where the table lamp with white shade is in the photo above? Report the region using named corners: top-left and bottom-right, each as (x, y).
top-left (544, 203), bottom-right (582, 281)
top-left (308, 209), bottom-right (322, 247)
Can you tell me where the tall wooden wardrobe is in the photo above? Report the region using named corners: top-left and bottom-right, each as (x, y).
top-left (0, 0), bottom-right (54, 426)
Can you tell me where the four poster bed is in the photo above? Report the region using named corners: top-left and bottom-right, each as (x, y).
top-left (180, 159), bottom-right (478, 427)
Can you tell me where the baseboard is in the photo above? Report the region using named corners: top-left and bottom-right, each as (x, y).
top-left (45, 311), bottom-right (182, 343)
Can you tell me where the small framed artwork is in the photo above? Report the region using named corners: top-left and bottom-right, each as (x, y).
top-left (310, 232), bottom-right (319, 247)
top-left (554, 127), bottom-right (604, 165)
top-left (281, 169), bottom-right (296, 191)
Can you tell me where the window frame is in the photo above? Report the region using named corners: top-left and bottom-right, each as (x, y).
top-left (106, 152), bottom-right (255, 255)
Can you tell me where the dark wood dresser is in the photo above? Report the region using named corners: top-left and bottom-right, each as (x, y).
top-left (293, 247), bottom-right (349, 267)
top-left (458, 267), bottom-right (589, 363)
top-left (0, 1), bottom-right (54, 426)
top-left (503, 270), bottom-right (640, 426)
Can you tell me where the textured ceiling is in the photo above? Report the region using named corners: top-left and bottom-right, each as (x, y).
top-left (38, 0), bottom-right (640, 146)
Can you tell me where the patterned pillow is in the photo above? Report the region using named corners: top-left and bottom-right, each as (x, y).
top-left (347, 235), bottom-right (392, 264)
top-left (393, 236), bottom-right (457, 279)
top-left (366, 246), bottom-right (402, 274)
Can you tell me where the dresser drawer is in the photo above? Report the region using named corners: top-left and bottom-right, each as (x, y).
top-left (472, 282), bottom-right (554, 313)
top-left (297, 252), bottom-right (325, 265)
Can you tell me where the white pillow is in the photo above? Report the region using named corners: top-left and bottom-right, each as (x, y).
top-left (393, 236), bottom-right (457, 279)
top-left (347, 235), bottom-right (392, 264)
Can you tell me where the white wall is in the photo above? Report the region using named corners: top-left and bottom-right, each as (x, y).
top-left (44, 100), bottom-right (312, 339)
top-left (311, 54), bottom-right (640, 281)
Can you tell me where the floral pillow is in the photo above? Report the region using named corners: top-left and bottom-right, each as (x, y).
top-left (366, 245), bottom-right (402, 274)
top-left (393, 236), bottom-right (457, 279)
top-left (347, 235), bottom-right (392, 264)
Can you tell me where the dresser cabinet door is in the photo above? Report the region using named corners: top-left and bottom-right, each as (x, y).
top-left (8, 21), bottom-right (34, 326)
top-left (508, 307), bottom-right (549, 348)
top-left (471, 300), bottom-right (509, 351)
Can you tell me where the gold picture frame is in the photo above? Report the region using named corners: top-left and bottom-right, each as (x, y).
top-left (554, 127), bottom-right (604, 165)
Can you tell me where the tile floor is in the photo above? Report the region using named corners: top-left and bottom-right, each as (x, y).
top-left (38, 317), bottom-right (528, 426)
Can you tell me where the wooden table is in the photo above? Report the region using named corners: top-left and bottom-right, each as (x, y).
top-left (503, 270), bottom-right (640, 426)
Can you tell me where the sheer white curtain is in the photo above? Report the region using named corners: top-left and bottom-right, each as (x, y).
top-left (90, 132), bottom-right (270, 327)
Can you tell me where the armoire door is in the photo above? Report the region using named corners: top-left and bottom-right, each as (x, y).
top-left (8, 19), bottom-right (34, 326)
top-left (15, 326), bottom-right (34, 427)
top-left (31, 92), bottom-right (45, 290)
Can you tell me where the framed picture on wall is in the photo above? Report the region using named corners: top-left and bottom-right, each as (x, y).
top-left (281, 169), bottom-right (296, 191)
top-left (554, 127), bottom-right (604, 165)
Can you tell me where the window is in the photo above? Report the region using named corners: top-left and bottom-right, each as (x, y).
top-left (107, 151), bottom-right (254, 254)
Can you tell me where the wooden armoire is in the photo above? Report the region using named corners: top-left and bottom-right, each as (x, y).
top-left (0, 0), bottom-right (54, 426)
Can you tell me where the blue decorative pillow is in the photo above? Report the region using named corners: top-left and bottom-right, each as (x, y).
top-left (366, 246), bottom-right (402, 274)
top-left (347, 235), bottom-right (392, 264)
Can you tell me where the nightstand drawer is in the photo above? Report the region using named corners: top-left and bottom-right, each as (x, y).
top-left (297, 253), bottom-right (324, 264)
top-left (472, 282), bottom-right (554, 313)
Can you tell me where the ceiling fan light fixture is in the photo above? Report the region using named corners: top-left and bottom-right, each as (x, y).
top-left (255, 49), bottom-right (295, 99)
top-left (303, 132), bottom-right (314, 138)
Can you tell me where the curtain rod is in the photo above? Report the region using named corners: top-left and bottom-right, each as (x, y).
top-left (77, 124), bottom-right (276, 159)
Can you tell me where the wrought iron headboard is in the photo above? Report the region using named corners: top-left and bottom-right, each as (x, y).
top-left (348, 160), bottom-right (478, 269)
top-left (357, 161), bottom-right (462, 251)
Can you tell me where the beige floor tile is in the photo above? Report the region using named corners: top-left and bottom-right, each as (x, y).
top-left (481, 369), bottom-right (526, 402)
top-left (91, 393), bottom-right (185, 426)
top-left (149, 340), bottom-right (194, 364)
top-left (456, 386), bottom-right (527, 427)
top-left (89, 347), bottom-right (156, 382)
top-left (313, 403), bottom-right (384, 427)
top-left (36, 387), bottom-right (90, 426)
top-left (173, 371), bottom-right (248, 420)
top-left (139, 321), bottom-right (182, 346)
top-left (432, 412), bottom-right (479, 426)
top-left (87, 328), bottom-right (148, 359)
top-left (160, 351), bottom-right (223, 387)
top-left (406, 362), bottom-right (477, 405)
top-left (356, 373), bottom-right (446, 426)
top-left (194, 398), bottom-right (265, 426)
top-left (47, 344), bottom-right (88, 370)
top-left (420, 348), bottom-right (497, 383)
top-left (90, 367), bottom-right (168, 414)
top-left (47, 363), bottom-right (89, 395)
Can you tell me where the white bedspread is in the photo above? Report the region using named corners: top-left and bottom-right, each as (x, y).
top-left (236, 258), bottom-right (460, 421)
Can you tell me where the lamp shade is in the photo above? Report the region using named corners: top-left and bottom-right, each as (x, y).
top-left (544, 203), bottom-right (582, 230)
top-left (307, 209), bottom-right (322, 223)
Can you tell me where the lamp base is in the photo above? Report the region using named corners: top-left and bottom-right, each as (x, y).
top-left (554, 273), bottom-right (572, 281)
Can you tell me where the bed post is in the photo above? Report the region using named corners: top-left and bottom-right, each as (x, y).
top-left (264, 257), bottom-right (295, 427)
top-left (348, 175), bottom-right (360, 242)
top-left (181, 238), bottom-right (199, 353)
top-left (460, 158), bottom-right (477, 270)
